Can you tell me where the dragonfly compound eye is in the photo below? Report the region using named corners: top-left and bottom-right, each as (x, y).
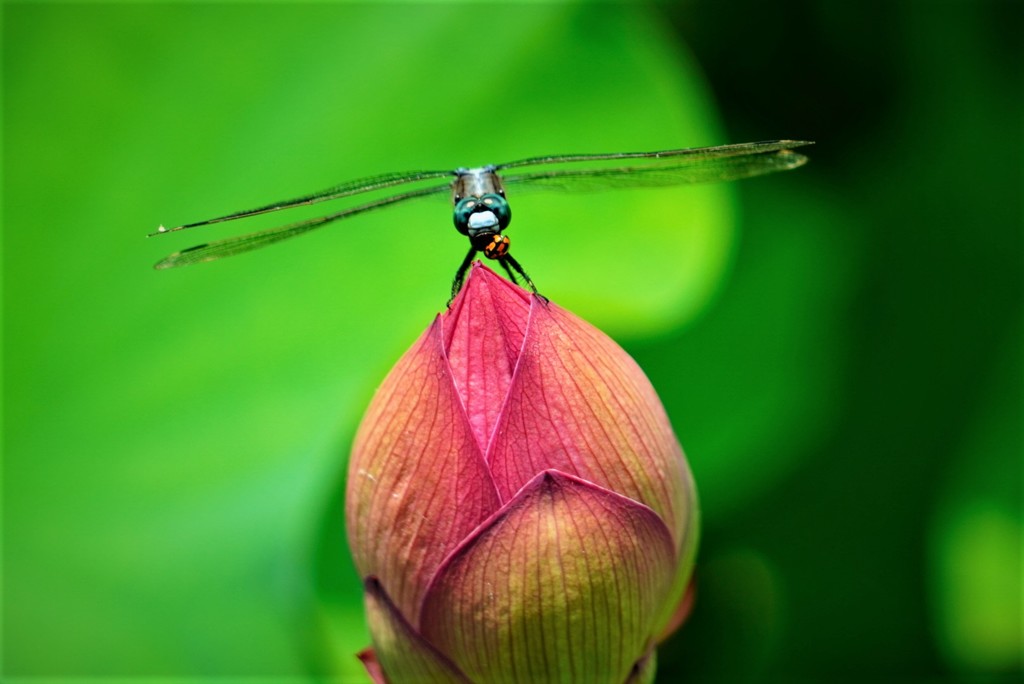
top-left (479, 194), bottom-right (511, 228)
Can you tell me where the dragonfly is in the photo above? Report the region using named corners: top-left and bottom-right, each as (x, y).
top-left (150, 140), bottom-right (813, 301)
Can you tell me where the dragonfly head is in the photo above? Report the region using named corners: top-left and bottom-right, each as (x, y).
top-left (453, 193), bottom-right (512, 240)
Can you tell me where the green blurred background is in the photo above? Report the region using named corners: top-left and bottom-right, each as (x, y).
top-left (3, 1), bottom-right (1020, 682)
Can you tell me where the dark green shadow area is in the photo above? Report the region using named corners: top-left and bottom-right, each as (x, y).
top-left (641, 2), bottom-right (1021, 682)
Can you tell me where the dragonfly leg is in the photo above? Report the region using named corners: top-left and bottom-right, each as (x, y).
top-left (498, 258), bottom-right (521, 286)
top-left (502, 254), bottom-right (547, 303)
top-left (449, 246), bottom-right (478, 306)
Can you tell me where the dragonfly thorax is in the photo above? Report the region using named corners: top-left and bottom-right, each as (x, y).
top-left (452, 166), bottom-right (503, 200)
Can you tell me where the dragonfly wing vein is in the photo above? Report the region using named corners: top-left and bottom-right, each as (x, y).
top-left (495, 140), bottom-right (813, 171)
top-left (501, 148), bottom-right (808, 192)
top-left (154, 183), bottom-right (450, 270)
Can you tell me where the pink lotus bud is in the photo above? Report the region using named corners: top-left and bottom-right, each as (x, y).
top-left (346, 263), bottom-right (699, 683)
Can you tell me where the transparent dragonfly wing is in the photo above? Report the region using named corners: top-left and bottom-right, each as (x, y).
top-left (154, 184), bottom-right (450, 269)
top-left (497, 140), bottom-right (812, 192)
top-left (152, 168), bottom-right (453, 236)
top-left (495, 140), bottom-right (812, 170)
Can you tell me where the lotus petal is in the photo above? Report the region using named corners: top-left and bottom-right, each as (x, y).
top-left (487, 296), bottom-right (695, 549)
top-left (347, 318), bottom-right (502, 622)
top-left (420, 471), bottom-right (676, 684)
top-left (362, 577), bottom-right (472, 684)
